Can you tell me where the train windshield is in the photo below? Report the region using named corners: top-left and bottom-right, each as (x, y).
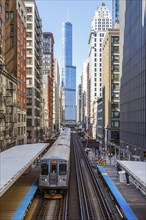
top-left (41, 163), bottom-right (48, 175)
top-left (59, 164), bottom-right (67, 175)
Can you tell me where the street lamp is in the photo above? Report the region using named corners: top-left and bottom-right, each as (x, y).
top-left (127, 145), bottom-right (131, 161)
top-left (108, 152), bottom-right (113, 164)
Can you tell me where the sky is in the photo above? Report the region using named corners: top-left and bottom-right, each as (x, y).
top-left (36, 0), bottom-right (112, 87)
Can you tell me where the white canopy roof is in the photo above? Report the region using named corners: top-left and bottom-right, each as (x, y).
top-left (117, 160), bottom-right (146, 189)
top-left (0, 143), bottom-right (48, 197)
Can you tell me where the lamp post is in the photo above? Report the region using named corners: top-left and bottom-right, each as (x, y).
top-left (108, 152), bottom-right (113, 165)
top-left (127, 145), bottom-right (131, 161)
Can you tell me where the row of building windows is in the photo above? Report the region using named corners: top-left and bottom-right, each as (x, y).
top-left (5, 11), bottom-right (14, 19)
top-left (18, 126), bottom-right (26, 135)
top-left (18, 113), bottom-right (26, 122)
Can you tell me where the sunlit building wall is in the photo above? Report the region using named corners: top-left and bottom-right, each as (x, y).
top-left (76, 84), bottom-right (81, 123)
top-left (24, 0), bottom-right (43, 143)
top-left (0, 0), bottom-right (17, 150)
top-left (102, 25), bottom-right (120, 149)
top-left (5, 0), bottom-right (27, 145)
top-left (53, 58), bottom-right (60, 132)
top-left (88, 3), bottom-right (112, 138)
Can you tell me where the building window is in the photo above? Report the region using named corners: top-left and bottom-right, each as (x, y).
top-left (26, 57), bottom-right (32, 65)
top-left (26, 98), bottom-right (32, 105)
top-left (18, 127), bottom-right (20, 135)
top-left (111, 111), bottom-right (120, 118)
top-left (26, 68), bottom-right (32, 75)
top-left (10, 36), bottom-right (14, 46)
top-left (26, 88), bottom-right (32, 95)
top-left (26, 40), bottom-right (32, 46)
top-left (111, 46), bottom-right (119, 53)
top-left (27, 32), bottom-right (32, 38)
top-left (27, 49), bottom-right (32, 55)
top-left (27, 119), bottom-right (32, 126)
top-left (0, 19), bottom-right (2, 28)
top-left (112, 74), bottom-right (119, 80)
top-left (18, 114), bottom-right (20, 122)
top-left (112, 55), bottom-right (119, 62)
top-left (111, 102), bottom-right (119, 109)
top-left (26, 78), bottom-right (32, 85)
top-left (6, 11), bottom-right (9, 19)
top-left (111, 64), bottom-right (119, 71)
top-left (111, 36), bottom-right (119, 43)
top-left (111, 120), bottom-right (120, 128)
top-left (26, 7), bottom-right (32, 13)
top-left (27, 109), bottom-right (32, 116)
top-left (112, 92), bottom-right (119, 98)
top-left (10, 11), bottom-right (14, 19)
top-left (27, 23), bottom-right (32, 30)
top-left (112, 83), bottom-right (119, 90)
top-left (27, 15), bottom-right (32, 21)
top-left (10, 24), bottom-right (14, 32)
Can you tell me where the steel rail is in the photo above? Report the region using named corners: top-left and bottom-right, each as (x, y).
top-left (74, 133), bottom-right (114, 220)
top-left (76, 134), bottom-right (114, 219)
top-left (73, 134), bottom-right (102, 219)
top-left (72, 135), bottom-right (91, 220)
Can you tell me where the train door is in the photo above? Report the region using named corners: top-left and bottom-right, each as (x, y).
top-left (39, 162), bottom-right (49, 186)
top-left (50, 160), bottom-right (58, 185)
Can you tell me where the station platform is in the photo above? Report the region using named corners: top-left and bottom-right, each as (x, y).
top-left (0, 165), bottom-right (39, 220)
top-left (0, 143), bottom-right (49, 197)
top-left (117, 160), bottom-right (146, 194)
top-left (104, 164), bottom-right (146, 220)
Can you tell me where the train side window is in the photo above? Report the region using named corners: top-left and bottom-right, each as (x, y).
top-left (51, 165), bottom-right (57, 173)
top-left (41, 163), bottom-right (48, 175)
top-left (59, 164), bottom-right (67, 175)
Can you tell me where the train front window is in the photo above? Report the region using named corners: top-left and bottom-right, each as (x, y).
top-left (59, 164), bottom-right (67, 175)
top-left (41, 163), bottom-right (48, 175)
top-left (51, 164), bottom-right (57, 173)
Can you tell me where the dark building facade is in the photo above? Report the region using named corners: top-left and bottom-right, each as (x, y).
top-left (120, 0), bottom-right (146, 160)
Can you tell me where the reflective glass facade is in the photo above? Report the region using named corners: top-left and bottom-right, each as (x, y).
top-left (62, 22), bottom-right (76, 121)
top-left (112, 0), bottom-right (119, 26)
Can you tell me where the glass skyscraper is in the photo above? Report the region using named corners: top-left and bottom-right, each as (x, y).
top-left (112, 0), bottom-right (119, 26)
top-left (62, 22), bottom-right (76, 121)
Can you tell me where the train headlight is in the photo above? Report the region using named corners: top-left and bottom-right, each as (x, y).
top-left (59, 178), bottom-right (65, 182)
top-left (41, 178), bottom-right (48, 182)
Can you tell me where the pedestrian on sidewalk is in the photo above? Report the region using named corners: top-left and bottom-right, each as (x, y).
top-left (125, 172), bottom-right (130, 185)
top-left (116, 163), bottom-right (121, 175)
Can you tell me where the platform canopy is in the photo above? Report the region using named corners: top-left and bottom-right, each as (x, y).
top-left (117, 160), bottom-right (146, 189)
top-left (0, 143), bottom-right (49, 197)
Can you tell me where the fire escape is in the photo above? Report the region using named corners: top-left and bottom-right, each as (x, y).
top-left (0, 78), bottom-right (17, 150)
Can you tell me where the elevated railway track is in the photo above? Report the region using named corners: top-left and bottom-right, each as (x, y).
top-left (72, 132), bottom-right (118, 220)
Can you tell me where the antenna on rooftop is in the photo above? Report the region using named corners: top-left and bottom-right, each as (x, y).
top-left (67, 8), bottom-right (70, 21)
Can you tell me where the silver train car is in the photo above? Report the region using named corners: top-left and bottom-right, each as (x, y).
top-left (39, 128), bottom-right (71, 195)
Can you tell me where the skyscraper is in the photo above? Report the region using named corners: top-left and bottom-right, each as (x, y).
top-left (112, 0), bottom-right (119, 26)
top-left (62, 22), bottom-right (76, 121)
top-left (5, 0), bottom-right (27, 145)
top-left (88, 3), bottom-right (112, 138)
top-left (25, 0), bottom-right (43, 143)
top-left (120, 0), bottom-right (146, 160)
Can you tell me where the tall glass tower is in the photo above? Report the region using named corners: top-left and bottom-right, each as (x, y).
top-left (112, 0), bottom-right (119, 26)
top-left (62, 22), bottom-right (76, 121)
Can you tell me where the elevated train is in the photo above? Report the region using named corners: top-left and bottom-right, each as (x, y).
top-left (39, 128), bottom-right (71, 195)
